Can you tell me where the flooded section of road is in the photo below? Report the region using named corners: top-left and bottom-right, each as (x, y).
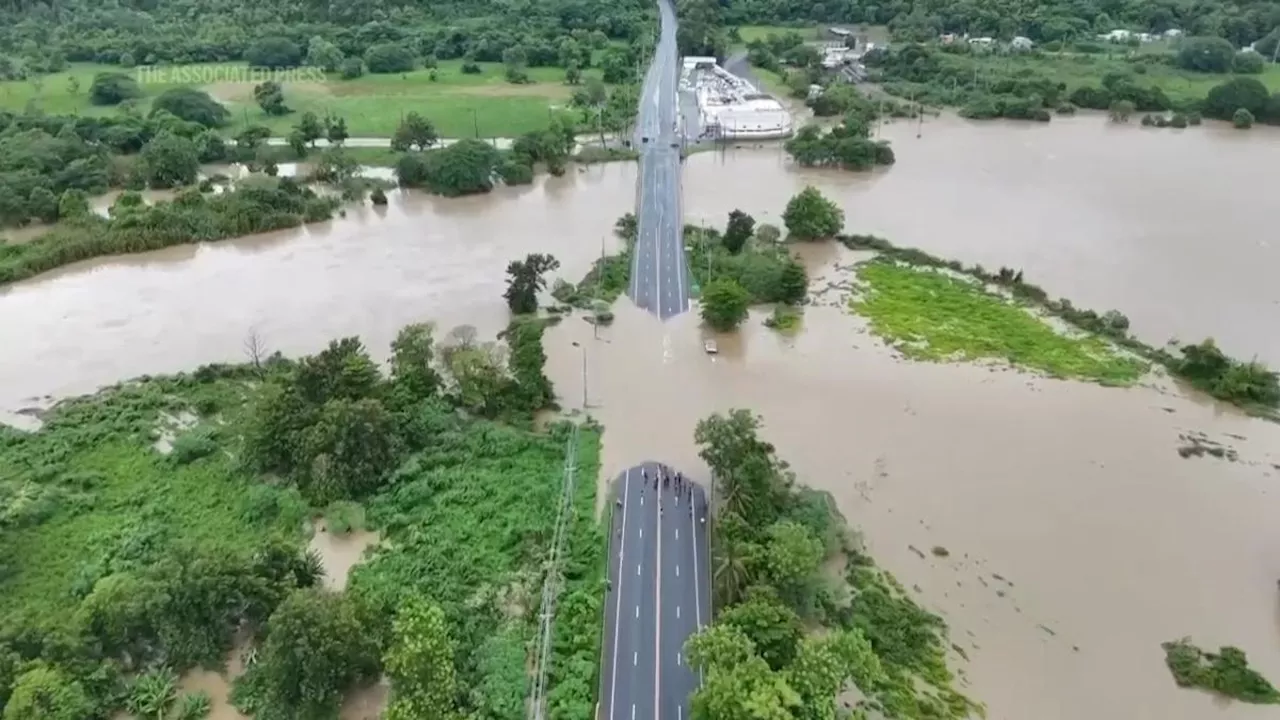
top-left (543, 286), bottom-right (1280, 720)
top-left (687, 114), bottom-right (1280, 365)
top-left (0, 163), bottom-right (634, 415)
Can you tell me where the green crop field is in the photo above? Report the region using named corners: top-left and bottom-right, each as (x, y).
top-left (0, 60), bottom-right (605, 138)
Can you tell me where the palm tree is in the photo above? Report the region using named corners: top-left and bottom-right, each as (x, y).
top-left (713, 533), bottom-right (751, 607)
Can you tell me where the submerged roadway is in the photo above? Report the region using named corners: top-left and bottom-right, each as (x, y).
top-left (629, 0), bottom-right (691, 321)
top-left (599, 463), bottom-right (712, 720)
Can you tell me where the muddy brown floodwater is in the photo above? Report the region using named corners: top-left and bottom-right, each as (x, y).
top-left (4, 114), bottom-right (1280, 719)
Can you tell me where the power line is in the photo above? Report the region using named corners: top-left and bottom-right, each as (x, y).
top-left (527, 423), bottom-right (580, 720)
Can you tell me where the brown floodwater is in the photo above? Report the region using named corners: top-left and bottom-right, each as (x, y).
top-left (542, 289), bottom-right (1280, 720)
top-left (3, 114), bottom-right (1280, 719)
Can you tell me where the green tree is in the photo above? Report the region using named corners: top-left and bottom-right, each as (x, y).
top-left (150, 87), bottom-right (230, 128)
top-left (254, 81), bottom-right (290, 116)
top-left (141, 131), bottom-right (200, 189)
top-left (786, 632), bottom-right (884, 720)
top-left (57, 188), bottom-right (91, 220)
top-left (1108, 98), bottom-right (1136, 122)
top-left (1175, 36), bottom-right (1235, 73)
top-left (756, 224), bottom-right (781, 244)
top-left (565, 62), bottom-right (582, 85)
top-left (504, 253), bottom-right (561, 314)
top-left (503, 46), bottom-right (530, 83)
top-left (1232, 107), bottom-right (1255, 128)
top-left (391, 112), bottom-right (439, 151)
top-left (295, 111), bottom-right (324, 146)
top-left (325, 115), bottom-right (349, 145)
top-left (701, 277), bottom-right (752, 331)
top-left (384, 600), bottom-right (458, 720)
top-left (242, 590), bottom-right (380, 720)
top-left (782, 187), bottom-right (843, 240)
top-left (1232, 51), bottom-right (1265, 74)
top-left (88, 71), bottom-right (141, 106)
top-left (389, 322), bottom-right (442, 401)
top-left (1203, 77), bottom-right (1269, 119)
top-left (776, 259), bottom-right (807, 304)
top-left (27, 187), bottom-right (58, 223)
top-left (287, 129), bottom-right (308, 158)
top-left (365, 43), bottom-right (415, 73)
top-left (762, 520), bottom-right (824, 607)
top-left (303, 397), bottom-right (400, 503)
top-left (2, 665), bottom-right (92, 720)
top-left (245, 37), bottom-right (302, 68)
top-left (306, 36), bottom-right (344, 72)
top-left (686, 625), bottom-right (802, 720)
top-left (339, 57), bottom-right (365, 79)
top-left (397, 139), bottom-right (502, 196)
top-left (723, 209), bottom-right (755, 254)
top-left (717, 590), bottom-right (803, 670)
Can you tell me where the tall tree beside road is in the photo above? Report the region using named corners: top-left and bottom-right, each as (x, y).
top-left (700, 277), bottom-right (752, 331)
top-left (782, 187), bottom-right (843, 241)
top-left (392, 112), bottom-right (439, 151)
top-left (504, 253), bottom-right (561, 314)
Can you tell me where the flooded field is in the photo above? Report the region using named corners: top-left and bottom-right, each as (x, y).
top-left (542, 293), bottom-right (1280, 720)
top-left (3, 114), bottom-right (1280, 719)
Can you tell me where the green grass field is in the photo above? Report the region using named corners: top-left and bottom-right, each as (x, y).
top-left (0, 60), bottom-right (604, 138)
top-left (734, 24), bottom-right (821, 46)
top-left (850, 260), bottom-right (1146, 385)
top-left (955, 51), bottom-right (1280, 103)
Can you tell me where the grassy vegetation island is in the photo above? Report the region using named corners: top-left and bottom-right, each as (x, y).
top-left (0, 316), bottom-right (606, 719)
top-left (684, 409), bottom-right (980, 720)
top-left (1162, 638), bottom-right (1280, 704)
top-left (833, 225), bottom-right (1280, 411)
top-left (850, 261), bottom-right (1147, 385)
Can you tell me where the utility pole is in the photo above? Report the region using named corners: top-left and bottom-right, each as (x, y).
top-left (594, 236), bottom-right (604, 339)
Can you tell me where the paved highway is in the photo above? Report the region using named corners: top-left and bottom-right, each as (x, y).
top-left (600, 462), bottom-right (711, 720)
top-left (629, 0), bottom-right (691, 320)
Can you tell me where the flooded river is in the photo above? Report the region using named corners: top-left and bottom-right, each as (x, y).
top-left (4, 114), bottom-right (1280, 719)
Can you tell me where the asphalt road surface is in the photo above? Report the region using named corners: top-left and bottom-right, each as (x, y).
top-left (629, 0), bottom-right (691, 320)
top-left (600, 462), bottom-right (712, 720)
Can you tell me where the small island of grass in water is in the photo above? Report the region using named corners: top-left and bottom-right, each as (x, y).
top-left (1162, 638), bottom-right (1280, 704)
top-left (850, 260), bottom-right (1147, 385)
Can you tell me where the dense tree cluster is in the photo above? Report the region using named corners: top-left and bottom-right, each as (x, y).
top-left (0, 537), bottom-right (322, 720)
top-left (722, 0), bottom-right (1279, 48)
top-left (0, 0), bottom-right (654, 76)
top-left (0, 178), bottom-right (338, 285)
top-left (395, 117), bottom-right (579, 197)
top-left (786, 118), bottom-right (896, 171)
top-left (685, 411), bottom-right (885, 719)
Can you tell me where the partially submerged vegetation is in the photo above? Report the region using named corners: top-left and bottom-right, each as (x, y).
top-left (850, 260), bottom-right (1147, 385)
top-left (0, 317), bottom-right (605, 718)
top-left (0, 177), bottom-right (338, 286)
top-left (686, 409), bottom-right (979, 720)
top-left (1162, 638), bottom-right (1280, 704)
top-left (838, 230), bottom-right (1280, 413)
